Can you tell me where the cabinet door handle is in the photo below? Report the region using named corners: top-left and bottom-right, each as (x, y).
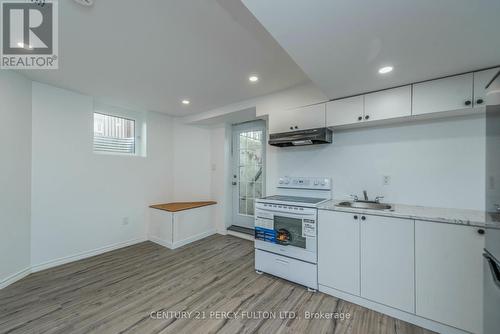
top-left (365, 115), bottom-right (370, 120)
top-left (294, 126), bottom-right (298, 129)
top-left (361, 216), bottom-right (366, 221)
top-left (478, 229), bottom-right (485, 235)
top-left (290, 126), bottom-right (293, 130)
top-left (476, 98), bottom-right (484, 105)
top-left (354, 215), bottom-right (358, 220)
top-left (465, 100), bottom-right (472, 106)
top-left (358, 116), bottom-right (363, 121)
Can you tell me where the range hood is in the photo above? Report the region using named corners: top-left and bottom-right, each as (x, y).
top-left (268, 128), bottom-right (333, 147)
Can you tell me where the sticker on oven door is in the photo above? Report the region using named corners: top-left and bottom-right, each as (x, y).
top-left (302, 219), bottom-right (316, 237)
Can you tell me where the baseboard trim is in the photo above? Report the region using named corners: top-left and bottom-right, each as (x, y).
top-left (150, 230), bottom-right (217, 250)
top-left (318, 284), bottom-right (470, 334)
top-left (172, 230), bottom-right (216, 249)
top-left (0, 267), bottom-right (31, 290)
top-left (31, 237), bottom-right (147, 273)
top-left (149, 236), bottom-right (173, 249)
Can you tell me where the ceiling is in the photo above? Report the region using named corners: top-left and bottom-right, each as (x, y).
top-left (20, 0), bottom-right (308, 116)
top-left (242, 0), bottom-right (500, 99)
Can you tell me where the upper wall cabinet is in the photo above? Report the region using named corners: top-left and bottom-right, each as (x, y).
top-left (364, 86), bottom-right (412, 122)
top-left (412, 73), bottom-right (473, 116)
top-left (326, 86), bottom-right (411, 128)
top-left (474, 67), bottom-right (500, 107)
top-left (326, 96), bottom-right (364, 127)
top-left (269, 103), bottom-right (326, 134)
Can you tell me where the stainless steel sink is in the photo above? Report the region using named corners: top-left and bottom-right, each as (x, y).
top-left (336, 201), bottom-right (392, 211)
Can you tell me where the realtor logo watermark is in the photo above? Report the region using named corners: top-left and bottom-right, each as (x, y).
top-left (1, 0), bottom-right (58, 69)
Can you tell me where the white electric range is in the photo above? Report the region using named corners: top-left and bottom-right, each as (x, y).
top-left (254, 176), bottom-right (331, 291)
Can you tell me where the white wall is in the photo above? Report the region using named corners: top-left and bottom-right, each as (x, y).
top-left (210, 124), bottom-right (232, 233)
top-left (0, 71), bottom-right (32, 286)
top-left (172, 120), bottom-right (212, 201)
top-left (267, 115), bottom-right (485, 210)
top-left (31, 82), bottom-right (174, 268)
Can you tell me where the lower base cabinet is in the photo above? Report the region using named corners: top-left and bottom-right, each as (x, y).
top-left (318, 211), bottom-right (485, 334)
top-left (361, 215), bottom-right (415, 313)
top-left (318, 211), bottom-right (360, 295)
top-left (415, 220), bottom-right (484, 334)
top-left (318, 211), bottom-right (414, 312)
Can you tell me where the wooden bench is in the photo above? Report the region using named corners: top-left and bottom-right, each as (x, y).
top-left (148, 201), bottom-right (217, 249)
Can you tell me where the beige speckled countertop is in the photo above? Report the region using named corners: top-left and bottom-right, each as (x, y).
top-left (318, 200), bottom-right (500, 229)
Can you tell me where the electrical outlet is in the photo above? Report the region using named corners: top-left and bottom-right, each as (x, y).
top-left (122, 217), bottom-right (129, 226)
top-left (383, 175), bottom-right (391, 186)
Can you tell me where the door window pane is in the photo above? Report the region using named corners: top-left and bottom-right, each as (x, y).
top-left (238, 130), bottom-right (263, 216)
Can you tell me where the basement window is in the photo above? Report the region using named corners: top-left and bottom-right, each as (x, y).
top-left (93, 113), bottom-right (136, 155)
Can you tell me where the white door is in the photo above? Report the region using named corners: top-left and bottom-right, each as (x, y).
top-left (360, 215), bottom-right (415, 313)
top-left (364, 86), bottom-right (412, 122)
top-left (269, 103), bottom-right (326, 134)
top-left (415, 220), bottom-right (484, 334)
top-left (474, 67), bottom-right (499, 107)
top-left (412, 73), bottom-right (474, 116)
top-left (318, 210), bottom-right (360, 295)
top-left (326, 95), bottom-right (364, 127)
top-left (231, 121), bottom-right (266, 229)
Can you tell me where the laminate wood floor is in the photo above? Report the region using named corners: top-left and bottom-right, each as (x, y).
top-left (0, 235), bottom-right (435, 334)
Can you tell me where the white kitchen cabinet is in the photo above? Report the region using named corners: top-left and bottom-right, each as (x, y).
top-left (364, 86), bottom-right (412, 122)
top-left (318, 210), bottom-right (360, 295)
top-left (412, 73), bottom-right (474, 116)
top-left (360, 215), bottom-right (415, 313)
top-left (269, 103), bottom-right (325, 134)
top-left (326, 95), bottom-right (364, 127)
top-left (474, 67), bottom-right (499, 107)
top-left (415, 220), bottom-right (484, 334)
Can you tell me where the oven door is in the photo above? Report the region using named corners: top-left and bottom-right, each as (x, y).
top-left (255, 205), bottom-right (317, 263)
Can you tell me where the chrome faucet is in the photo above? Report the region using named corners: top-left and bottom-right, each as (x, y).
top-left (351, 191), bottom-right (384, 203)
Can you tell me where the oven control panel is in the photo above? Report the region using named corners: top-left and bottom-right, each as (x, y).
top-left (277, 176), bottom-right (331, 190)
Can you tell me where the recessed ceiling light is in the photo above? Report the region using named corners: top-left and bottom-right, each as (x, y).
top-left (181, 99), bottom-right (190, 105)
top-left (378, 66), bottom-right (393, 74)
top-left (249, 75), bottom-right (259, 82)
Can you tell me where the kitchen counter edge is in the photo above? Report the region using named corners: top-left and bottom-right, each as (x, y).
top-left (318, 200), bottom-right (500, 229)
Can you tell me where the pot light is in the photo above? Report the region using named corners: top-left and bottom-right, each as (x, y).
top-left (181, 99), bottom-right (190, 105)
top-left (378, 66), bottom-right (393, 74)
top-left (249, 75), bottom-right (259, 83)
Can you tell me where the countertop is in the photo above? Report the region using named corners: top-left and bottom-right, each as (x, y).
top-left (150, 201), bottom-right (217, 212)
top-left (318, 200), bottom-right (500, 229)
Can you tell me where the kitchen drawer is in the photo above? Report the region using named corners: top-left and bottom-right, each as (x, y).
top-left (255, 249), bottom-right (317, 289)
